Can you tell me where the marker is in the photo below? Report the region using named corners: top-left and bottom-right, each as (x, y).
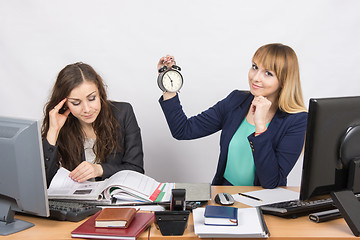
top-left (238, 193), bottom-right (262, 201)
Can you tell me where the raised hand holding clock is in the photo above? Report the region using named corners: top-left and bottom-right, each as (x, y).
top-left (157, 55), bottom-right (183, 100)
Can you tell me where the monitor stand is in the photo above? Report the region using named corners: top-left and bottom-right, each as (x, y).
top-left (0, 201), bottom-right (34, 236)
top-left (330, 159), bottom-right (360, 237)
top-left (334, 131), bottom-right (360, 237)
top-left (331, 190), bottom-right (360, 237)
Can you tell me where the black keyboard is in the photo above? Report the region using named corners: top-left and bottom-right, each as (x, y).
top-left (48, 200), bottom-right (101, 222)
top-left (260, 194), bottom-right (360, 218)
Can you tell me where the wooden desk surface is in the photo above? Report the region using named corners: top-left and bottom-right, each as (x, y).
top-left (150, 186), bottom-right (357, 240)
top-left (5, 186), bottom-right (357, 240)
top-left (2, 214), bottom-right (149, 240)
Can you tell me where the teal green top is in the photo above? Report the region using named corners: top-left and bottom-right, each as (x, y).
top-left (224, 118), bottom-right (256, 186)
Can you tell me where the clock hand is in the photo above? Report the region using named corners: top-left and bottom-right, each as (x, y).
top-left (167, 75), bottom-right (174, 86)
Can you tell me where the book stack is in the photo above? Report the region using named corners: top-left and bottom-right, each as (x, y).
top-left (193, 205), bottom-right (270, 238)
top-left (71, 208), bottom-right (154, 240)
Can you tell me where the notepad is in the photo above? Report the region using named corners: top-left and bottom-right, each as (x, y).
top-left (204, 205), bottom-right (238, 226)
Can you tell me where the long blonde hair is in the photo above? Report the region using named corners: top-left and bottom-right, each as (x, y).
top-left (252, 43), bottom-right (307, 113)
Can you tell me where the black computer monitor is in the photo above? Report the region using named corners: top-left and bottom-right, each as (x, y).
top-left (299, 96), bottom-right (360, 236)
top-left (0, 116), bottom-right (49, 236)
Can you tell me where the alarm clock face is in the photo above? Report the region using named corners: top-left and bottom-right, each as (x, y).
top-left (161, 70), bottom-right (183, 92)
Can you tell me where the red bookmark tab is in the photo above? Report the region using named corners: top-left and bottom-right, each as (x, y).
top-left (149, 183), bottom-right (162, 201)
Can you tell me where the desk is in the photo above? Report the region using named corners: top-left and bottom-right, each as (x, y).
top-left (4, 186), bottom-right (357, 240)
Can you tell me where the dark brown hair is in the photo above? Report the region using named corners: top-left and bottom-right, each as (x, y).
top-left (41, 62), bottom-right (121, 170)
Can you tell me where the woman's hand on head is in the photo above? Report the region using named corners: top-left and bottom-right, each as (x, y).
top-left (46, 98), bottom-right (71, 145)
top-left (49, 98), bottom-right (70, 131)
top-left (250, 96), bottom-right (272, 133)
top-left (68, 161), bottom-right (104, 183)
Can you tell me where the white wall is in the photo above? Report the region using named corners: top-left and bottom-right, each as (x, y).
top-left (1, 0), bottom-right (360, 186)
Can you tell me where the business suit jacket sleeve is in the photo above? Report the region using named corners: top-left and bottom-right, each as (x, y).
top-left (99, 102), bottom-right (144, 180)
top-left (43, 139), bottom-right (60, 187)
top-left (248, 111), bottom-right (307, 188)
top-left (159, 94), bottom-right (228, 139)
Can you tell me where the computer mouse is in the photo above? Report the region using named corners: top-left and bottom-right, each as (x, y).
top-left (214, 192), bottom-right (235, 205)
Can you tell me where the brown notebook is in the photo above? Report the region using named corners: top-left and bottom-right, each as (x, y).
top-left (72, 211), bottom-right (154, 239)
top-left (95, 208), bottom-right (137, 228)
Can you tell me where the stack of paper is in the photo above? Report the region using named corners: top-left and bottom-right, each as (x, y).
top-left (193, 207), bottom-right (269, 238)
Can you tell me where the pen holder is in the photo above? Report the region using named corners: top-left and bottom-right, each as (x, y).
top-left (154, 210), bottom-right (190, 236)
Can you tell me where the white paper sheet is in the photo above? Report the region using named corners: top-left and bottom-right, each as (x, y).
top-left (233, 188), bottom-right (299, 207)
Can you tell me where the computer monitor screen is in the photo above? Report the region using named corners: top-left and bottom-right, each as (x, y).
top-left (300, 96), bottom-right (360, 201)
top-left (0, 116), bottom-right (49, 236)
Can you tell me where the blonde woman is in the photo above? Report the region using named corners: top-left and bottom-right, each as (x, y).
top-left (158, 43), bottom-right (307, 188)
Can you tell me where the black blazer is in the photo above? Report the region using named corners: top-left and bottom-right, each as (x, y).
top-left (43, 101), bottom-right (144, 187)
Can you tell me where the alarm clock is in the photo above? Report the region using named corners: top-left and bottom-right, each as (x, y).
top-left (157, 65), bottom-right (183, 92)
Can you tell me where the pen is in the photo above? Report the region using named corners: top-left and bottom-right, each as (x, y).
top-left (238, 193), bottom-right (262, 201)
